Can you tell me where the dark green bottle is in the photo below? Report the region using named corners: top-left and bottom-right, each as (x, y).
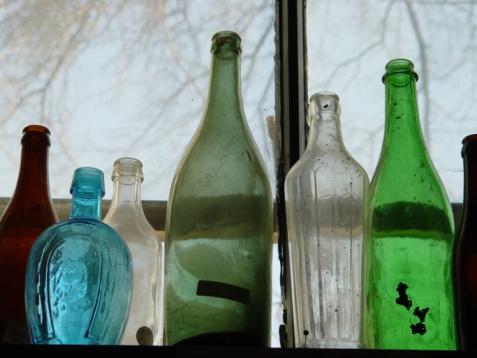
top-left (164, 31), bottom-right (273, 347)
top-left (362, 59), bottom-right (457, 350)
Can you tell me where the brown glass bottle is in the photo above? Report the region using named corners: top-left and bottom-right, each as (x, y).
top-left (455, 134), bottom-right (477, 351)
top-left (0, 125), bottom-right (58, 344)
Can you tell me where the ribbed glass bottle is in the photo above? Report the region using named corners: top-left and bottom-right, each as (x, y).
top-left (362, 59), bottom-right (457, 350)
top-left (285, 92), bottom-right (369, 348)
top-left (0, 125), bottom-right (58, 344)
top-left (103, 158), bottom-right (163, 346)
top-left (25, 167), bottom-right (133, 345)
top-left (454, 134), bottom-right (477, 351)
top-left (164, 31), bottom-right (273, 347)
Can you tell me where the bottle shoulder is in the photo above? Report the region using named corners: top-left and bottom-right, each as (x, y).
top-left (0, 201), bottom-right (58, 234)
top-left (33, 218), bottom-right (127, 246)
top-left (286, 148), bottom-right (369, 182)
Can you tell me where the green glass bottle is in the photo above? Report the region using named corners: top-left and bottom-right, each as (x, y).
top-left (362, 59), bottom-right (457, 350)
top-left (164, 31), bottom-right (273, 347)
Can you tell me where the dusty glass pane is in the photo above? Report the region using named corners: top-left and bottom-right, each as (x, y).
top-left (0, 0), bottom-right (277, 202)
top-left (0, 0), bottom-right (282, 347)
top-left (307, 0), bottom-right (477, 203)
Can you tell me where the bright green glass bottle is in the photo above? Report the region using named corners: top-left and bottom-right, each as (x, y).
top-left (362, 59), bottom-right (457, 350)
top-left (164, 31), bottom-right (273, 347)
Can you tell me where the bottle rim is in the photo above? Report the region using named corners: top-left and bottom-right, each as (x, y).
top-left (211, 30), bottom-right (241, 55)
top-left (112, 157), bottom-right (144, 182)
top-left (382, 58), bottom-right (419, 83)
top-left (70, 167), bottom-right (105, 197)
top-left (308, 91), bottom-right (341, 126)
top-left (23, 124), bottom-right (51, 135)
top-left (22, 124), bottom-right (51, 148)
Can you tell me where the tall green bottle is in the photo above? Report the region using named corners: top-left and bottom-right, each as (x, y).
top-left (164, 31), bottom-right (273, 347)
top-left (362, 59), bottom-right (457, 350)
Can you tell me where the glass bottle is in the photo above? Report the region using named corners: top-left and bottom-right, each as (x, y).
top-left (454, 134), bottom-right (477, 351)
top-left (164, 31), bottom-right (273, 347)
top-left (285, 92), bottom-right (369, 348)
top-left (362, 59), bottom-right (457, 350)
top-left (0, 125), bottom-right (58, 344)
top-left (103, 158), bottom-right (163, 346)
top-left (25, 167), bottom-right (133, 345)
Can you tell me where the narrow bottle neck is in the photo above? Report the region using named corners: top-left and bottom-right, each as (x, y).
top-left (108, 176), bottom-right (143, 215)
top-left (12, 140), bottom-right (51, 203)
top-left (307, 113), bottom-right (344, 151)
top-left (383, 74), bottom-right (426, 151)
top-left (202, 50), bottom-right (244, 128)
top-left (69, 193), bottom-right (103, 220)
top-left (462, 148), bottom-right (477, 213)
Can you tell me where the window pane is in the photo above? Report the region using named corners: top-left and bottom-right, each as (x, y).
top-left (0, 0), bottom-right (276, 202)
top-left (306, 0), bottom-right (477, 203)
top-left (0, 0), bottom-right (282, 347)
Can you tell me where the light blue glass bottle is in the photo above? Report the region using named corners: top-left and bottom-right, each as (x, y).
top-left (25, 167), bottom-right (133, 345)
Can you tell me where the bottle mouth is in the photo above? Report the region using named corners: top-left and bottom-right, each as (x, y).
top-left (70, 167), bottom-right (105, 197)
top-left (308, 91), bottom-right (341, 125)
top-left (211, 31), bottom-right (242, 55)
top-left (112, 157), bottom-right (144, 183)
top-left (462, 134), bottom-right (477, 157)
top-left (22, 124), bottom-right (51, 149)
top-left (382, 58), bottom-right (419, 83)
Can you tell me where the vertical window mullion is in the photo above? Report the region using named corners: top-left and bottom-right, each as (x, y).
top-left (275, 0), bottom-right (308, 348)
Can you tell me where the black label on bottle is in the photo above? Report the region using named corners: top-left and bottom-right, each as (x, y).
top-left (396, 282), bottom-right (412, 310)
top-left (196, 280), bottom-right (250, 305)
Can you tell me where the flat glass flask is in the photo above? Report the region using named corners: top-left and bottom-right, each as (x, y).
top-left (103, 158), bottom-right (163, 346)
top-left (285, 92), bottom-right (369, 348)
top-left (25, 167), bottom-right (133, 345)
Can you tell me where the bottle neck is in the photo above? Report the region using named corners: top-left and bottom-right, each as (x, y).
top-left (69, 192), bottom-right (103, 220)
top-left (383, 73), bottom-right (426, 152)
top-left (462, 142), bottom-right (477, 212)
top-left (108, 176), bottom-right (143, 216)
top-left (12, 136), bottom-right (51, 204)
top-left (202, 50), bottom-right (244, 129)
top-left (307, 112), bottom-right (344, 152)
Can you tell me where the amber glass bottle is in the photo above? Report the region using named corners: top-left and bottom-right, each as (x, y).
top-left (455, 134), bottom-right (477, 351)
top-left (0, 125), bottom-right (58, 344)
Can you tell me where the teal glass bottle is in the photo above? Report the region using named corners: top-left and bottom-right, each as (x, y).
top-left (362, 59), bottom-right (457, 350)
top-left (164, 31), bottom-right (273, 347)
top-left (25, 167), bottom-right (133, 345)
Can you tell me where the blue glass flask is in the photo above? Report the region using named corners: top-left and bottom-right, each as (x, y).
top-left (25, 167), bottom-right (133, 345)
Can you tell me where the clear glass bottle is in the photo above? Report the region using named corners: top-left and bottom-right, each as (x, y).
top-left (103, 158), bottom-right (163, 346)
top-left (0, 125), bottom-right (58, 344)
top-left (25, 167), bottom-right (133, 345)
top-left (285, 92), bottom-right (369, 348)
top-left (164, 31), bottom-right (273, 347)
top-left (454, 134), bottom-right (477, 351)
top-left (362, 59), bottom-right (457, 350)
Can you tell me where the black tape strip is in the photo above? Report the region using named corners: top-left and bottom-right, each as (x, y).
top-left (196, 280), bottom-right (250, 305)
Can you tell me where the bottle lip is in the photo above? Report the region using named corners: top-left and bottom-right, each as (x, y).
top-left (211, 30), bottom-right (242, 55)
top-left (70, 167), bottom-right (105, 197)
top-left (308, 91), bottom-right (341, 125)
top-left (23, 124), bottom-right (51, 135)
top-left (462, 134), bottom-right (477, 146)
top-left (462, 134), bottom-right (477, 157)
top-left (382, 58), bottom-right (419, 83)
top-left (112, 157), bottom-right (144, 182)
top-left (22, 124), bottom-right (51, 149)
